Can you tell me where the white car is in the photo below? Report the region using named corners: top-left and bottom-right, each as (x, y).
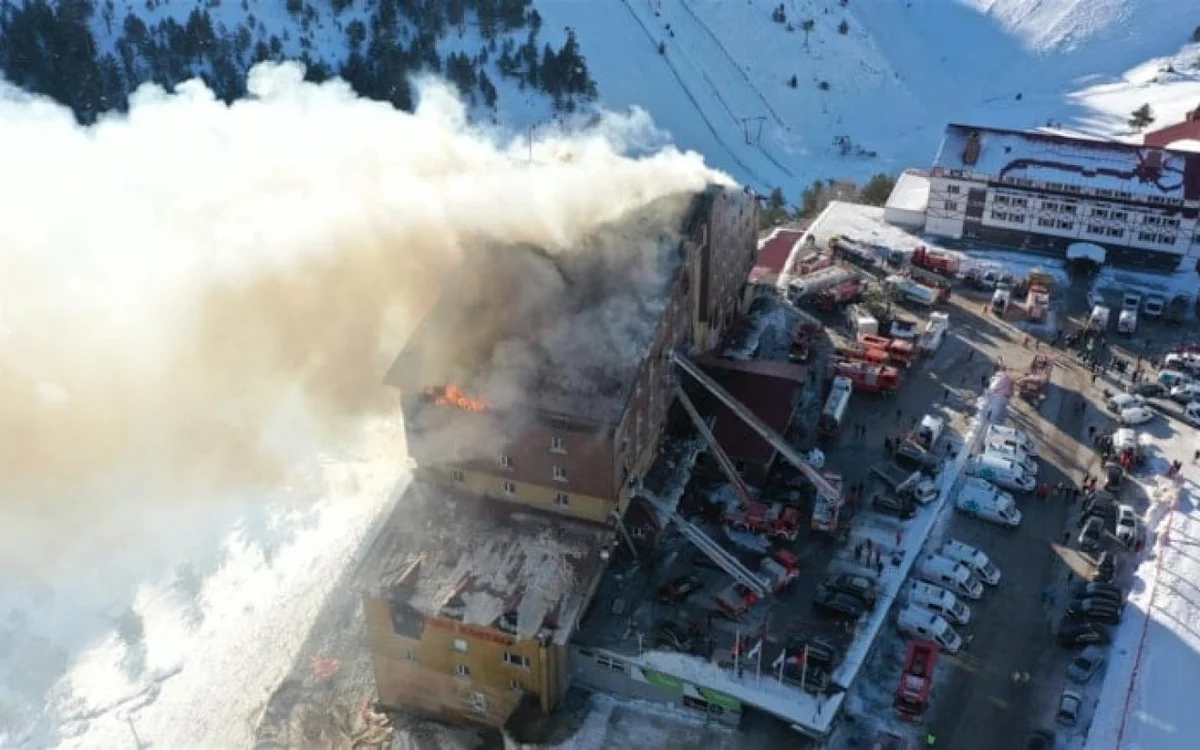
top-left (986, 424), bottom-right (1040, 458)
top-left (1171, 383), bottom-right (1200, 403)
top-left (1119, 406), bottom-right (1154, 426)
top-left (1164, 352), bottom-right (1200, 373)
top-left (1116, 505), bottom-right (1139, 546)
top-left (1107, 393), bottom-right (1145, 413)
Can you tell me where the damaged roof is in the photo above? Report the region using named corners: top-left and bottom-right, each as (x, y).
top-left (384, 190), bottom-right (717, 425)
top-left (368, 481), bottom-right (614, 644)
top-left (933, 123), bottom-right (1200, 202)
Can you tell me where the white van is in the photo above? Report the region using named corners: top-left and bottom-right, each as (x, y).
top-left (908, 581), bottom-right (971, 625)
top-left (986, 424), bottom-right (1039, 458)
top-left (982, 443), bottom-right (1038, 477)
top-left (1106, 393), bottom-right (1145, 413)
top-left (940, 540), bottom-right (1001, 586)
top-left (956, 477), bottom-right (1024, 527)
top-left (896, 604), bottom-right (964, 654)
top-left (918, 555), bottom-right (984, 600)
top-left (968, 454), bottom-right (1036, 493)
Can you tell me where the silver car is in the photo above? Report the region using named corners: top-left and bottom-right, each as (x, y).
top-left (1067, 646), bottom-right (1106, 683)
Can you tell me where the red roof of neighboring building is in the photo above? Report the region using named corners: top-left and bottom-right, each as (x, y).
top-left (1144, 106), bottom-right (1200, 148)
top-left (750, 228), bottom-right (805, 283)
top-left (707, 367), bottom-right (803, 466)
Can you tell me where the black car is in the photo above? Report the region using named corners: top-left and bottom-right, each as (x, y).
top-left (783, 634), bottom-right (842, 672)
top-left (822, 574), bottom-right (879, 609)
top-left (1072, 581), bottom-right (1124, 600)
top-left (871, 491), bottom-right (916, 519)
top-left (894, 442), bottom-right (941, 476)
top-left (1103, 462), bottom-right (1124, 492)
top-left (1057, 621), bottom-right (1111, 648)
top-left (1132, 382), bottom-right (1166, 398)
top-left (654, 621), bottom-right (693, 651)
top-left (1073, 586), bottom-right (1123, 607)
top-left (813, 587), bottom-right (866, 620)
top-left (1066, 598), bottom-right (1122, 625)
top-left (656, 575), bottom-right (703, 603)
top-left (1023, 729), bottom-right (1056, 750)
top-left (1078, 516), bottom-right (1105, 551)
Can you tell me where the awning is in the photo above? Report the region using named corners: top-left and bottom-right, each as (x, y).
top-left (1067, 242), bottom-right (1107, 263)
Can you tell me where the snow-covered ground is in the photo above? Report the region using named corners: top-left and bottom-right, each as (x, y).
top-left (1086, 425), bottom-right (1200, 750)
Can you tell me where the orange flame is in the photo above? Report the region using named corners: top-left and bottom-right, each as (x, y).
top-left (428, 384), bottom-right (489, 412)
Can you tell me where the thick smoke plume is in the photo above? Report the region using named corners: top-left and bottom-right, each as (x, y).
top-left (0, 63), bottom-right (728, 575)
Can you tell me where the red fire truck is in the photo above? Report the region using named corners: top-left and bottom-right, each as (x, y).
top-left (857, 333), bottom-right (916, 368)
top-left (833, 360), bottom-right (901, 396)
top-left (893, 640), bottom-right (938, 722)
top-left (910, 245), bottom-right (961, 278)
top-left (723, 502), bottom-right (800, 541)
top-left (815, 276), bottom-right (866, 310)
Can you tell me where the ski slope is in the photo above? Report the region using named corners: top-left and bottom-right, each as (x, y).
top-left (540, 0), bottom-right (1200, 197)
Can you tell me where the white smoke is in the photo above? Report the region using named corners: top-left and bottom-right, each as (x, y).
top-left (0, 63), bottom-right (730, 743)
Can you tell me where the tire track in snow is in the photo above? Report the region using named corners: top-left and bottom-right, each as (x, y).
top-left (659, 0), bottom-right (794, 179)
top-left (616, 0), bottom-right (771, 192)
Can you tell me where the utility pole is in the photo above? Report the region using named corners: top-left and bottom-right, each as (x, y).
top-left (739, 116), bottom-right (766, 146)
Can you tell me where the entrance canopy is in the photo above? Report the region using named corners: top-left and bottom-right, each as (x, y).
top-left (1067, 242), bottom-right (1107, 264)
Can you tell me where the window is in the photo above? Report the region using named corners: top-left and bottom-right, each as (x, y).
top-left (501, 480), bottom-right (516, 495)
top-left (1165, 218), bottom-right (1180, 229)
top-left (1011, 197), bottom-right (1028, 208)
top-left (509, 679), bottom-right (523, 691)
top-left (502, 651), bottom-right (531, 669)
top-left (554, 492), bottom-right (570, 507)
top-left (1011, 213), bottom-right (1026, 223)
top-left (946, 184), bottom-right (961, 195)
top-left (1105, 227), bottom-right (1125, 238)
top-left (1055, 220), bottom-right (1074, 230)
top-left (1112, 211), bottom-right (1128, 221)
top-left (1063, 204), bottom-right (1077, 214)
top-left (467, 692), bottom-right (487, 711)
top-left (596, 655), bottom-right (626, 673)
top-left (456, 664), bottom-right (471, 678)
top-left (552, 466), bottom-right (568, 482)
top-left (942, 200), bottom-right (958, 212)
top-left (499, 454), bottom-right (512, 469)
top-left (1086, 224), bottom-right (1105, 235)
top-left (453, 638), bottom-right (469, 653)
top-left (405, 650), bottom-right (417, 662)
top-left (1037, 217), bottom-right (1055, 228)
top-left (1092, 208), bottom-right (1109, 219)
top-left (1144, 216), bottom-right (1161, 226)
top-left (1138, 231), bottom-right (1156, 242)
top-left (994, 195), bottom-right (1010, 205)
top-left (550, 436), bottom-right (566, 453)
top-left (452, 469), bottom-right (465, 483)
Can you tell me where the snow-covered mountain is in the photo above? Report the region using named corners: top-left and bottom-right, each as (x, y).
top-left (5, 0), bottom-right (1200, 199)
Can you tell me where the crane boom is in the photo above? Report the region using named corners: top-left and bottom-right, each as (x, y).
top-left (669, 352), bottom-right (843, 501)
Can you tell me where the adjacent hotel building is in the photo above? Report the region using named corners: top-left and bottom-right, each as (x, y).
top-left (920, 123), bottom-right (1200, 271)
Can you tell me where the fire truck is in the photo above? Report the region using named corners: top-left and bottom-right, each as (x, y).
top-left (714, 581), bottom-right (760, 617)
top-left (833, 360), bottom-right (901, 396)
top-left (857, 333), bottom-right (916, 368)
top-left (829, 235), bottom-right (878, 269)
top-left (815, 276), bottom-right (866, 310)
top-left (893, 640), bottom-right (938, 722)
top-left (905, 266), bottom-right (953, 303)
top-left (910, 245), bottom-right (961, 278)
top-left (792, 251), bottom-right (835, 276)
top-left (836, 344), bottom-right (888, 367)
top-left (759, 549), bottom-right (801, 592)
top-left (723, 501), bottom-right (801, 541)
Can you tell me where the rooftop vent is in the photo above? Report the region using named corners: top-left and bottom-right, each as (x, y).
top-left (962, 131), bottom-right (982, 166)
top-left (1137, 149), bottom-right (1164, 182)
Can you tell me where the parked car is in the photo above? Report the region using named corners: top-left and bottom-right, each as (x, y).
top-left (1132, 382), bottom-right (1167, 398)
top-left (822, 574), bottom-right (879, 609)
top-left (1067, 646), bottom-right (1107, 683)
top-left (1057, 690), bottom-right (1084, 726)
top-left (1072, 581), bottom-right (1123, 600)
top-left (813, 587), bottom-right (867, 620)
top-left (1106, 393), bottom-right (1145, 413)
top-left (1078, 516), bottom-right (1105, 551)
top-left (1066, 598), bottom-right (1122, 625)
top-left (654, 620), bottom-right (693, 651)
top-left (657, 575), bottom-right (703, 603)
top-left (872, 491), bottom-right (917, 519)
top-left (784, 634), bottom-right (842, 671)
top-left (1116, 505), bottom-right (1139, 547)
top-left (894, 441), bottom-right (941, 475)
top-left (1119, 406), bottom-right (1155, 426)
top-left (1057, 621), bottom-right (1110, 649)
top-left (1103, 462), bottom-right (1123, 492)
top-left (1071, 585), bottom-right (1123, 608)
top-left (1171, 383), bottom-right (1200, 403)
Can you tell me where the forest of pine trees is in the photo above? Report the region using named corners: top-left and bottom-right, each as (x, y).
top-left (0, 0), bottom-right (597, 122)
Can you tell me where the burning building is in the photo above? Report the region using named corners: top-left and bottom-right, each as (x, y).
top-left (366, 184), bottom-right (757, 727)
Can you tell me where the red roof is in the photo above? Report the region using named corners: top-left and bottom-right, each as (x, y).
top-left (708, 368), bottom-right (803, 466)
top-left (751, 229), bottom-right (805, 283)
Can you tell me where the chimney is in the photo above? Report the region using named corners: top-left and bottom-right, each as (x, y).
top-left (962, 130), bottom-right (981, 166)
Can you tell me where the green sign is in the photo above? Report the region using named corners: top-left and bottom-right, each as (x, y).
top-left (697, 687), bottom-right (742, 711)
top-left (643, 669), bottom-right (685, 694)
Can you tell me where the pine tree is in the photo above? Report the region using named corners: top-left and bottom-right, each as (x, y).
top-left (1129, 104), bottom-right (1156, 132)
top-left (859, 173), bottom-right (897, 206)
